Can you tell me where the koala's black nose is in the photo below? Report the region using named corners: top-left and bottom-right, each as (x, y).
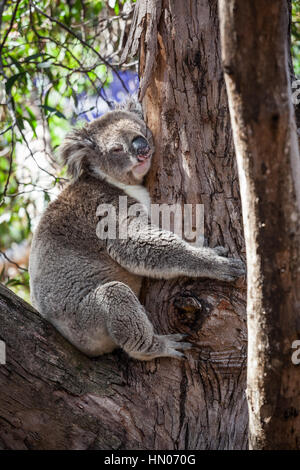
top-left (131, 136), bottom-right (150, 157)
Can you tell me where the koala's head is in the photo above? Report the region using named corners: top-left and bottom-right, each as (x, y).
top-left (60, 97), bottom-right (154, 185)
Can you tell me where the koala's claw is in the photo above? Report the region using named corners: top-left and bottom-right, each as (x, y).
top-left (165, 333), bottom-right (189, 341)
top-left (169, 341), bottom-right (192, 350)
top-left (129, 333), bottom-right (192, 361)
top-left (164, 333), bottom-right (193, 359)
top-left (170, 350), bottom-right (187, 360)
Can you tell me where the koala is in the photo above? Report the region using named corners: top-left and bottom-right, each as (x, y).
top-left (29, 98), bottom-right (245, 361)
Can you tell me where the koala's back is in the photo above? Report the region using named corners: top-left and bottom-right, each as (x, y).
top-left (29, 175), bottom-right (142, 319)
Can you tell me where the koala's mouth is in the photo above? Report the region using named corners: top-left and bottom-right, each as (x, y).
top-left (132, 155), bottom-right (151, 178)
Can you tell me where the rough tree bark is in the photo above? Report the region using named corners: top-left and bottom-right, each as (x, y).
top-left (0, 0), bottom-right (248, 449)
top-left (122, 0), bottom-right (248, 449)
top-left (219, 0), bottom-right (300, 450)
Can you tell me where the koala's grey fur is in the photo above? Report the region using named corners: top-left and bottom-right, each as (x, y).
top-left (29, 98), bottom-right (245, 361)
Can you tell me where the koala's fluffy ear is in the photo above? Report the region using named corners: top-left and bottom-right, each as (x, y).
top-left (60, 127), bottom-right (96, 180)
top-left (117, 95), bottom-right (144, 120)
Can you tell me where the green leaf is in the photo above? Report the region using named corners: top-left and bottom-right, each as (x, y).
top-left (5, 73), bottom-right (26, 94)
top-left (44, 192), bottom-right (51, 203)
top-left (16, 115), bottom-right (25, 130)
top-left (40, 105), bottom-right (67, 120)
top-left (114, 3), bottom-right (120, 15)
top-left (7, 55), bottom-right (25, 73)
top-left (24, 53), bottom-right (46, 62)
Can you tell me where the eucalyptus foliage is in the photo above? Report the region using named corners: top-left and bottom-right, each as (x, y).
top-left (0, 0), bottom-right (135, 299)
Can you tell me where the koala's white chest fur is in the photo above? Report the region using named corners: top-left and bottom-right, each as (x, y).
top-left (94, 169), bottom-right (151, 213)
top-left (120, 184), bottom-right (151, 213)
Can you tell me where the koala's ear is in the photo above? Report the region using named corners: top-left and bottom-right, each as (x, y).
top-left (117, 95), bottom-right (144, 120)
top-left (60, 127), bottom-right (96, 180)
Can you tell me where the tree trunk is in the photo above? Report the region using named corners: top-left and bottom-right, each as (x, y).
top-left (124, 0), bottom-right (248, 448)
top-left (219, 0), bottom-right (300, 449)
top-left (0, 0), bottom-right (248, 450)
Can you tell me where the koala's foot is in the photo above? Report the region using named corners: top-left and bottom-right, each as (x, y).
top-left (129, 333), bottom-right (192, 361)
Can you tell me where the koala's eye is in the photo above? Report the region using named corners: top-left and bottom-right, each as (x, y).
top-left (111, 146), bottom-right (123, 153)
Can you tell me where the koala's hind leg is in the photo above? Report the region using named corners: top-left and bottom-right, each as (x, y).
top-left (62, 281), bottom-right (191, 360)
top-left (102, 282), bottom-right (191, 361)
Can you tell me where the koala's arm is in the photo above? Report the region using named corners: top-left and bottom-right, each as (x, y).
top-left (106, 218), bottom-right (245, 282)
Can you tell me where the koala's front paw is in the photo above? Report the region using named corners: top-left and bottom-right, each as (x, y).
top-left (216, 257), bottom-right (246, 282)
top-left (213, 246), bottom-right (229, 257)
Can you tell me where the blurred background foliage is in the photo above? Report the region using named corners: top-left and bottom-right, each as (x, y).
top-left (0, 0), bottom-right (137, 301)
top-left (0, 0), bottom-right (299, 303)
top-left (292, 0), bottom-right (300, 75)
